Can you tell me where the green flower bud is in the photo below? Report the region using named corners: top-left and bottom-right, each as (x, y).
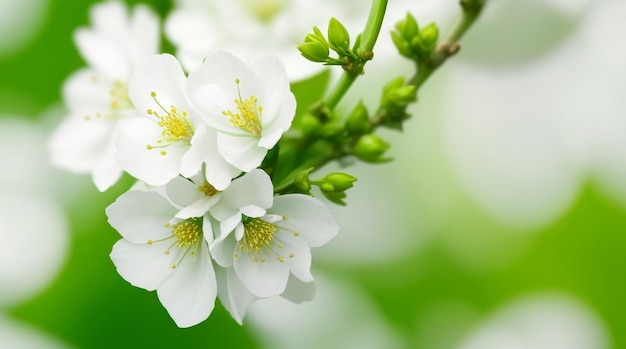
top-left (396, 12), bottom-right (419, 40)
top-left (345, 101), bottom-right (371, 135)
top-left (320, 123), bottom-right (344, 139)
top-left (419, 23), bottom-right (439, 52)
top-left (312, 26), bottom-right (328, 46)
top-left (299, 113), bottom-right (321, 136)
top-left (294, 169), bottom-right (312, 193)
top-left (409, 36), bottom-right (427, 58)
top-left (321, 172), bottom-right (357, 192)
top-left (353, 134), bottom-right (390, 163)
top-left (320, 183), bottom-right (335, 192)
top-left (328, 17), bottom-right (350, 53)
top-left (391, 31), bottom-right (412, 58)
top-left (321, 191), bottom-right (348, 206)
top-left (298, 41), bottom-right (329, 63)
top-left (388, 85), bottom-right (417, 106)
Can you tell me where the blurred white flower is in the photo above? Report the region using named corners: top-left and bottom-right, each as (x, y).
top-left (442, 0), bottom-right (626, 230)
top-left (165, 0), bottom-right (370, 80)
top-left (116, 53), bottom-right (239, 189)
top-left (248, 274), bottom-right (403, 349)
top-left (211, 194), bottom-right (339, 298)
top-left (0, 118), bottom-right (69, 308)
top-left (49, 1), bottom-right (160, 191)
top-left (456, 294), bottom-right (609, 349)
top-left (107, 189), bottom-right (217, 328)
top-left (187, 50), bottom-right (296, 172)
top-left (0, 0), bottom-right (48, 58)
top-left (0, 315), bottom-right (72, 349)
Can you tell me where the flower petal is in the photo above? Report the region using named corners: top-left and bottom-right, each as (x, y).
top-left (271, 194), bottom-right (339, 248)
top-left (175, 195), bottom-right (220, 219)
top-left (156, 243), bottom-right (217, 328)
top-left (49, 111), bottom-right (116, 173)
top-left (116, 117), bottom-right (188, 186)
top-left (251, 55), bottom-right (295, 131)
top-left (128, 4), bottom-right (160, 64)
top-left (217, 133), bottom-right (267, 172)
top-left (181, 125), bottom-right (240, 190)
top-left (281, 275), bottom-right (316, 304)
top-left (165, 174), bottom-right (203, 208)
top-left (106, 190), bottom-right (177, 243)
top-left (210, 232), bottom-right (237, 268)
top-left (110, 239), bottom-right (174, 291)
top-left (128, 53), bottom-right (189, 118)
top-left (216, 266), bottom-right (259, 325)
top-left (187, 50), bottom-right (264, 131)
top-left (234, 249), bottom-right (289, 297)
top-left (277, 233), bottom-right (313, 282)
top-left (62, 69), bottom-right (113, 113)
top-left (74, 28), bottom-right (131, 80)
top-left (165, 9), bottom-right (218, 72)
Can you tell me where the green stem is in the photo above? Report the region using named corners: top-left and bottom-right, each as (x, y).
top-left (321, 0), bottom-right (388, 110)
top-left (323, 73), bottom-right (357, 110)
top-left (414, 0), bottom-right (486, 90)
top-left (360, 0), bottom-right (388, 52)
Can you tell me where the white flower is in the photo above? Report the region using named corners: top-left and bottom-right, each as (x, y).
top-left (107, 188), bottom-right (217, 328)
top-left (216, 266), bottom-right (316, 325)
top-left (116, 53), bottom-right (240, 189)
top-left (211, 194), bottom-right (339, 298)
top-left (187, 50), bottom-right (296, 172)
top-left (166, 168), bottom-right (273, 220)
top-left (165, 0), bottom-right (369, 80)
top-left (49, 1), bottom-right (159, 191)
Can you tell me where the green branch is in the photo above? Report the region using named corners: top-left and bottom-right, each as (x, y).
top-left (322, 0), bottom-right (388, 110)
top-left (413, 0), bottom-right (486, 90)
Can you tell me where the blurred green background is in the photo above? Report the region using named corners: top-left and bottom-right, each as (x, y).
top-left (1, 0), bottom-right (625, 348)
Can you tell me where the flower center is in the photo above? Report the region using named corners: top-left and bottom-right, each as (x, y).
top-left (199, 181), bottom-right (218, 196)
top-left (171, 220), bottom-right (201, 248)
top-left (243, 218), bottom-right (276, 251)
top-left (146, 91), bottom-right (194, 156)
top-left (222, 79), bottom-right (263, 136)
top-left (83, 79), bottom-right (132, 121)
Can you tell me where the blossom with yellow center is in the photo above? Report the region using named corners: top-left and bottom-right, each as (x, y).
top-left (116, 53), bottom-right (240, 188)
top-left (49, 1), bottom-right (160, 191)
top-left (187, 49), bottom-right (296, 172)
top-left (210, 194), bottom-right (339, 298)
top-left (107, 188), bottom-right (217, 328)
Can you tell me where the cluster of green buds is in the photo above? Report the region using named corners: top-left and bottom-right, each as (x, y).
top-left (298, 18), bottom-right (373, 75)
top-left (391, 12), bottom-right (439, 64)
top-left (377, 76), bottom-right (417, 130)
top-left (278, 168), bottom-right (357, 206)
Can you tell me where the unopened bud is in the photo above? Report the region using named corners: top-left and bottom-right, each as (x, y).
top-left (328, 17), bottom-right (350, 53)
top-left (396, 12), bottom-right (419, 40)
top-left (419, 23), bottom-right (439, 52)
top-left (294, 170), bottom-right (312, 192)
top-left (299, 113), bottom-right (321, 136)
top-left (321, 172), bottom-right (357, 192)
top-left (353, 134), bottom-right (390, 162)
top-left (298, 41), bottom-right (329, 63)
top-left (346, 101), bottom-right (371, 135)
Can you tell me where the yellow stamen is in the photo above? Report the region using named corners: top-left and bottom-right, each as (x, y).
top-left (222, 79), bottom-right (263, 135)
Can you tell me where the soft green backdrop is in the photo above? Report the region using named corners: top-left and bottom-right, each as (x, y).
top-left (1, 0), bottom-right (624, 348)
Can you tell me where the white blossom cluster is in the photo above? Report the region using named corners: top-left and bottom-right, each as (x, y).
top-left (49, 1), bottom-right (339, 327)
